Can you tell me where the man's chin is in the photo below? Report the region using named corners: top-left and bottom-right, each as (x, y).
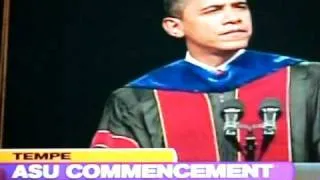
top-left (217, 41), bottom-right (249, 51)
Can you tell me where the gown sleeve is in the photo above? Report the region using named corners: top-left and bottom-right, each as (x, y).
top-left (90, 90), bottom-right (141, 148)
top-left (309, 63), bottom-right (320, 161)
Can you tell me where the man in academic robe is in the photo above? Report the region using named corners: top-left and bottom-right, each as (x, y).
top-left (90, 0), bottom-right (320, 162)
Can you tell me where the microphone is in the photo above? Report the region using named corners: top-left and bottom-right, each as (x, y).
top-left (220, 99), bottom-right (244, 137)
top-left (259, 98), bottom-right (282, 136)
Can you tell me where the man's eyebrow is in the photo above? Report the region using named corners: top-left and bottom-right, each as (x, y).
top-left (200, 4), bottom-right (224, 12)
top-left (232, 1), bottom-right (248, 6)
top-left (200, 1), bottom-right (248, 12)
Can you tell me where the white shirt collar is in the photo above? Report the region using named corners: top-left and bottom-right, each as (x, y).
top-left (185, 49), bottom-right (245, 72)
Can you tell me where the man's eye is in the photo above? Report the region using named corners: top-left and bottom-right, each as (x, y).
top-left (235, 3), bottom-right (249, 9)
top-left (203, 8), bottom-right (220, 14)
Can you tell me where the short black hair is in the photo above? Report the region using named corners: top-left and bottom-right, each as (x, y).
top-left (163, 0), bottom-right (185, 18)
top-left (164, 0), bottom-right (253, 18)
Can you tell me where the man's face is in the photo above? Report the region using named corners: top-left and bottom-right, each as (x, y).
top-left (179, 0), bottom-right (252, 52)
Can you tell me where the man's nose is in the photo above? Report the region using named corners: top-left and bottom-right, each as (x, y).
top-left (222, 9), bottom-right (242, 24)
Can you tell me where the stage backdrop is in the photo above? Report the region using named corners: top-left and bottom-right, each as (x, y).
top-left (2, 0), bottom-right (320, 148)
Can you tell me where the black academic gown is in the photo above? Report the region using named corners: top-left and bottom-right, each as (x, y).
top-left (91, 50), bottom-right (320, 162)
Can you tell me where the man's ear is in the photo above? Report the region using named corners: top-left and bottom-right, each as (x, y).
top-left (162, 17), bottom-right (185, 38)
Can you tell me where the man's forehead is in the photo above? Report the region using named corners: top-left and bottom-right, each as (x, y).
top-left (187, 0), bottom-right (247, 7)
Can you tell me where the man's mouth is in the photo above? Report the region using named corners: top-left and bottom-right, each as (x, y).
top-left (221, 29), bottom-right (247, 35)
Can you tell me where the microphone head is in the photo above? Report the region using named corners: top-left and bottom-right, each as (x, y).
top-left (260, 98), bottom-right (281, 109)
top-left (259, 98), bottom-right (282, 120)
top-left (220, 99), bottom-right (244, 121)
top-left (259, 98), bottom-right (282, 135)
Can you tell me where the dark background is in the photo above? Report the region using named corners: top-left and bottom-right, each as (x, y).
top-left (0, 0), bottom-right (3, 49)
top-left (2, 0), bottom-right (319, 148)
top-left (0, 0), bottom-right (2, 44)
